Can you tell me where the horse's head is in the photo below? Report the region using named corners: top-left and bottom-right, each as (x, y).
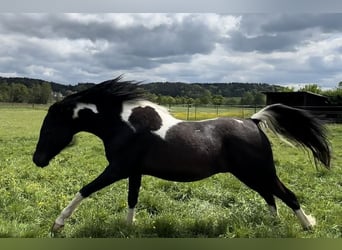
top-left (33, 102), bottom-right (80, 167)
top-left (33, 76), bottom-right (143, 167)
top-left (33, 100), bottom-right (102, 167)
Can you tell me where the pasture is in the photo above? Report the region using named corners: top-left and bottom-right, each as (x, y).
top-left (0, 104), bottom-right (341, 238)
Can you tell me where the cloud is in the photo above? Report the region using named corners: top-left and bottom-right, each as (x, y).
top-left (227, 30), bottom-right (299, 52)
top-left (0, 13), bottom-right (341, 88)
top-left (261, 13), bottom-right (342, 33)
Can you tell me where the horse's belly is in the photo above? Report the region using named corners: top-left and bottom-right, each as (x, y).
top-left (141, 143), bottom-right (220, 182)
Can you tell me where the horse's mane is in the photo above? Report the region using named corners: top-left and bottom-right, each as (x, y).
top-left (61, 76), bottom-right (145, 105)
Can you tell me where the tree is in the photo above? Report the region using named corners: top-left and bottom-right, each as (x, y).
top-left (30, 83), bottom-right (52, 104)
top-left (253, 92), bottom-right (266, 105)
top-left (145, 92), bottom-right (158, 103)
top-left (10, 83), bottom-right (29, 103)
top-left (299, 84), bottom-right (322, 94)
top-left (40, 83), bottom-right (52, 103)
top-left (198, 90), bottom-right (211, 105)
top-left (240, 91), bottom-right (254, 105)
top-left (0, 83), bottom-right (10, 102)
top-left (212, 95), bottom-right (224, 105)
top-left (185, 97), bottom-right (195, 105)
top-left (324, 88), bottom-right (342, 105)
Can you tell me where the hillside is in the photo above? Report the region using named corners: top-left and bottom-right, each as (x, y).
top-left (0, 76), bottom-right (285, 99)
top-left (142, 82), bottom-right (284, 99)
top-left (0, 77), bottom-right (95, 96)
top-left (0, 76), bottom-right (288, 105)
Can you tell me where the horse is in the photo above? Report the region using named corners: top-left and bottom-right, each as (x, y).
top-left (32, 77), bottom-right (331, 233)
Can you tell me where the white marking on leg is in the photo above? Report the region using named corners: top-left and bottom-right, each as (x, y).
top-left (268, 205), bottom-right (278, 216)
top-left (72, 103), bottom-right (99, 119)
top-left (53, 192), bottom-right (84, 231)
top-left (294, 208), bottom-right (316, 229)
top-left (127, 208), bottom-right (135, 224)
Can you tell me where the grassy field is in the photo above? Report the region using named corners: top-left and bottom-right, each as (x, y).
top-left (169, 105), bottom-right (259, 120)
top-left (0, 104), bottom-right (341, 238)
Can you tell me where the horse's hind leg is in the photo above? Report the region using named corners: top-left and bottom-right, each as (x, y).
top-left (272, 177), bottom-right (316, 230)
top-left (229, 168), bottom-right (279, 216)
top-left (127, 174), bottom-right (142, 224)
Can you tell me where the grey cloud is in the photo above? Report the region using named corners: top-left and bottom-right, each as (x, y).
top-left (236, 13), bottom-right (342, 35)
top-left (125, 19), bottom-right (217, 57)
top-left (0, 13), bottom-right (220, 83)
top-left (0, 13), bottom-right (341, 88)
top-left (337, 46), bottom-right (342, 53)
top-left (227, 13), bottom-right (342, 53)
top-left (0, 14), bottom-right (218, 58)
top-left (307, 56), bottom-right (342, 74)
top-left (261, 13), bottom-right (342, 33)
top-left (227, 31), bottom-right (299, 53)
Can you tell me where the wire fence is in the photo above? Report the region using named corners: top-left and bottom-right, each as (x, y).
top-left (1, 102), bottom-right (341, 123)
top-left (168, 104), bottom-right (342, 123)
top-left (168, 104), bottom-right (264, 120)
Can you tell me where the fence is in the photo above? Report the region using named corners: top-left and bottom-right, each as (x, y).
top-left (168, 104), bottom-right (264, 120)
top-left (168, 104), bottom-right (342, 123)
top-left (293, 105), bottom-right (342, 123)
top-left (1, 102), bottom-right (341, 123)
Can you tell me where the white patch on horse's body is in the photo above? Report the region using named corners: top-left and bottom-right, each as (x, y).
top-left (73, 103), bottom-right (99, 119)
top-left (202, 124), bottom-right (216, 144)
top-left (193, 117), bottom-right (219, 123)
top-left (233, 118), bottom-right (244, 124)
top-left (294, 208), bottom-right (316, 229)
top-left (122, 100), bottom-right (181, 139)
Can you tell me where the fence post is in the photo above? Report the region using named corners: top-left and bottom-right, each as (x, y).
top-left (194, 104), bottom-right (197, 120)
top-left (187, 104), bottom-right (190, 120)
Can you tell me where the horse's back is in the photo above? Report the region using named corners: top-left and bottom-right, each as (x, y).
top-left (139, 117), bottom-right (273, 181)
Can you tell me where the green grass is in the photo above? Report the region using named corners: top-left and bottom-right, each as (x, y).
top-left (0, 105), bottom-right (341, 238)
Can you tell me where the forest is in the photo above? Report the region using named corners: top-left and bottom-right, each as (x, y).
top-left (0, 77), bottom-right (284, 105)
top-left (0, 76), bottom-right (341, 105)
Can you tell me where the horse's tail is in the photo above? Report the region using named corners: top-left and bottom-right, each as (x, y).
top-left (251, 103), bottom-right (331, 168)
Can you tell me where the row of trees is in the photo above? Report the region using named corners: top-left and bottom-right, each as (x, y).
top-left (0, 78), bottom-right (341, 106)
top-left (141, 81), bottom-right (281, 106)
top-left (0, 82), bottom-right (52, 104)
top-left (145, 90), bottom-right (266, 106)
top-left (0, 81), bottom-right (267, 106)
top-left (148, 83), bottom-right (342, 106)
top-left (296, 83), bottom-right (342, 105)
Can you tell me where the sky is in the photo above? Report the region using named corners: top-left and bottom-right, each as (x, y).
top-left (1, 13), bottom-right (342, 89)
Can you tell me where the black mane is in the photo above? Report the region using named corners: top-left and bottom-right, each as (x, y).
top-left (61, 76), bottom-right (145, 105)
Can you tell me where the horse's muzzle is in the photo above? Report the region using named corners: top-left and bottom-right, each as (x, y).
top-left (33, 153), bottom-right (49, 168)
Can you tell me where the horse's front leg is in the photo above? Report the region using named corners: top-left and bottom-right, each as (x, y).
top-left (51, 164), bottom-right (128, 233)
top-left (51, 192), bottom-right (84, 232)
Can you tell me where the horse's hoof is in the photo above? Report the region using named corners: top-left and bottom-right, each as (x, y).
top-left (50, 222), bottom-right (64, 235)
top-left (303, 223), bottom-right (315, 231)
top-left (303, 214), bottom-right (316, 230)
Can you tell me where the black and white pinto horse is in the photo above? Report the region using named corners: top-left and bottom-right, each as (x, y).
top-left (33, 77), bottom-right (331, 233)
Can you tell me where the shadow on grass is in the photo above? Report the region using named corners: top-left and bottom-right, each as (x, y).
top-left (64, 214), bottom-right (292, 238)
